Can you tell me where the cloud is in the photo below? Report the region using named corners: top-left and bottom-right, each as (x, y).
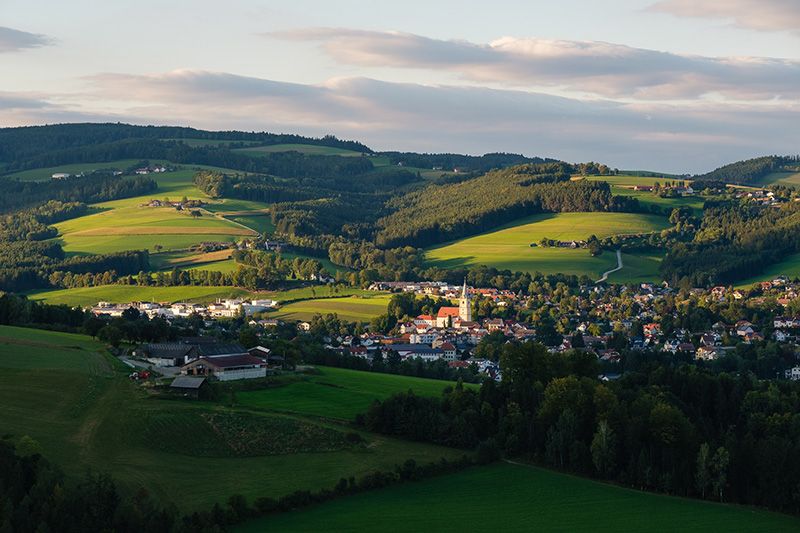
top-left (649, 0), bottom-right (800, 33)
top-left (2, 70), bottom-right (776, 173)
top-left (266, 28), bottom-right (800, 101)
top-left (0, 26), bottom-right (53, 53)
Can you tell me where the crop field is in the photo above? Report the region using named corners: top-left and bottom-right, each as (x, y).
top-left (425, 212), bottom-right (668, 279)
top-left (237, 366), bottom-right (474, 420)
top-left (240, 462), bottom-right (800, 532)
top-left (27, 284), bottom-right (256, 307)
top-left (233, 143), bottom-right (365, 157)
top-left (269, 294), bottom-right (392, 322)
top-left (0, 325), bottom-right (462, 511)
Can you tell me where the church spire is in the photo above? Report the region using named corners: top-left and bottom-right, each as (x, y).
top-left (459, 278), bottom-right (472, 322)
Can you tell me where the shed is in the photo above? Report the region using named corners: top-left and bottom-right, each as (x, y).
top-left (170, 376), bottom-right (207, 398)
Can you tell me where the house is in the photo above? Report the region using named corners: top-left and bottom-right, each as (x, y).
top-left (785, 367), bottom-right (800, 381)
top-left (439, 342), bottom-right (457, 361)
top-left (170, 376), bottom-right (207, 398)
top-left (51, 173), bottom-right (71, 180)
top-left (181, 354), bottom-right (267, 381)
top-left (696, 346), bottom-right (725, 361)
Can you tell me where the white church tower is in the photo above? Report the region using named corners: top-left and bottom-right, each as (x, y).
top-left (458, 279), bottom-right (472, 322)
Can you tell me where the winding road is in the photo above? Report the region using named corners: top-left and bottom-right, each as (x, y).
top-left (597, 249), bottom-right (623, 283)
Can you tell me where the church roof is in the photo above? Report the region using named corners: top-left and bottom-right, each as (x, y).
top-left (437, 307), bottom-right (461, 317)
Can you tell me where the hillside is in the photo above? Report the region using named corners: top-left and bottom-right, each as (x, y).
top-left (694, 156), bottom-right (800, 185)
top-left (240, 462), bottom-right (800, 532)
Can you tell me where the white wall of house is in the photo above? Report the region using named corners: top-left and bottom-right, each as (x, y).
top-left (214, 367), bottom-right (266, 381)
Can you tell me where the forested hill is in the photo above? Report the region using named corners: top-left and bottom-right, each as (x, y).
top-left (694, 155), bottom-right (799, 185)
top-left (375, 163), bottom-right (637, 248)
top-left (0, 123), bottom-right (372, 171)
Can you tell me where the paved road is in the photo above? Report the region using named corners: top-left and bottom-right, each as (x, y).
top-left (597, 249), bottom-right (623, 283)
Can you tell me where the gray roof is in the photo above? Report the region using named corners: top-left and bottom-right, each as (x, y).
top-left (170, 376), bottom-right (206, 389)
top-left (142, 343), bottom-right (197, 358)
top-left (200, 343), bottom-right (247, 357)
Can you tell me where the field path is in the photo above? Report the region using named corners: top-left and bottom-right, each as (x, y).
top-left (597, 249), bottom-right (623, 283)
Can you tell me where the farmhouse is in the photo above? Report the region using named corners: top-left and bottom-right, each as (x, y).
top-left (181, 354), bottom-right (267, 381)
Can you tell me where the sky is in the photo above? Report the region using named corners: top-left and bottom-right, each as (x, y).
top-left (1, 0), bottom-right (799, 173)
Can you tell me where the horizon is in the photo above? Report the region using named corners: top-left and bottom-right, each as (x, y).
top-left (1, 0), bottom-right (798, 173)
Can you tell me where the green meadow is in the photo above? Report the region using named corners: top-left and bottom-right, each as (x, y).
top-left (1, 159), bottom-right (167, 181)
top-left (238, 366), bottom-right (475, 420)
top-left (735, 253), bottom-right (800, 288)
top-left (27, 284), bottom-right (256, 306)
top-left (233, 143), bottom-right (365, 157)
top-left (240, 462), bottom-right (800, 533)
top-left (425, 212), bottom-right (668, 279)
top-left (0, 325), bottom-right (462, 511)
top-left (269, 294), bottom-right (392, 322)
top-left (755, 171), bottom-right (800, 187)
top-left (579, 175), bottom-right (706, 213)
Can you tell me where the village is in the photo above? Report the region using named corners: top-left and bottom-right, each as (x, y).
top-left (92, 273), bottom-right (800, 387)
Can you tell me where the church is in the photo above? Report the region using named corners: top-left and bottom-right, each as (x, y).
top-left (435, 280), bottom-right (472, 327)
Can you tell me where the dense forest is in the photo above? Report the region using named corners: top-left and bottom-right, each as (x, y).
top-left (360, 341), bottom-right (800, 514)
top-left (375, 163), bottom-right (638, 248)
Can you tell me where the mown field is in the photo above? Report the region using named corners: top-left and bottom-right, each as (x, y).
top-left (27, 284), bottom-right (256, 306)
top-left (425, 212), bottom-right (669, 279)
top-left (755, 171), bottom-right (800, 187)
top-left (269, 294), bottom-right (392, 322)
top-left (0, 325), bottom-right (463, 511)
top-left (239, 462), bottom-right (800, 532)
top-left (237, 366), bottom-right (474, 420)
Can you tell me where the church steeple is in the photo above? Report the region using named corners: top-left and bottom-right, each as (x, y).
top-left (458, 279), bottom-right (472, 322)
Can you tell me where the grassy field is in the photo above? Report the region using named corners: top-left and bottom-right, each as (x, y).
top-left (238, 366), bottom-right (473, 420)
top-left (233, 143), bottom-right (365, 157)
top-left (240, 462), bottom-right (800, 532)
top-left (1, 159), bottom-right (167, 181)
top-left (27, 285), bottom-right (256, 306)
top-left (755, 171), bottom-right (800, 187)
top-left (425, 212), bottom-right (668, 279)
top-left (269, 294), bottom-right (392, 322)
top-left (0, 325), bottom-right (463, 511)
top-left (608, 251), bottom-right (664, 284)
top-left (735, 253), bottom-right (800, 287)
top-left (578, 175), bottom-right (706, 213)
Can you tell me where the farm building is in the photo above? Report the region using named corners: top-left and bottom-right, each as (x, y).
top-left (180, 354), bottom-right (267, 381)
top-left (169, 376), bottom-right (207, 398)
top-left (134, 341), bottom-right (247, 367)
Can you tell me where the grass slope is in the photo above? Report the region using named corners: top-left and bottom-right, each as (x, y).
top-left (579, 175), bottom-right (705, 213)
top-left (240, 462), bottom-right (800, 532)
top-left (233, 143), bottom-right (364, 157)
top-left (269, 294), bottom-right (391, 322)
top-left (1, 159), bottom-right (167, 181)
top-left (27, 285), bottom-right (255, 306)
top-left (426, 212), bottom-right (668, 279)
top-left (0, 325), bottom-right (462, 511)
top-left (735, 253), bottom-right (800, 288)
top-left (238, 366), bottom-right (474, 420)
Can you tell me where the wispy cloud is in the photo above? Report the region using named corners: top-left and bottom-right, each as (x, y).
top-left (266, 28), bottom-right (800, 102)
top-left (649, 0), bottom-right (800, 33)
top-left (0, 26), bottom-right (53, 53)
top-left (0, 70), bottom-right (782, 173)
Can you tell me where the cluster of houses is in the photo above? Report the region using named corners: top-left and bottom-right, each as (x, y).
top-left (134, 165), bottom-right (169, 175)
top-left (368, 281), bottom-right (518, 307)
top-left (91, 297), bottom-right (278, 319)
top-left (632, 184), bottom-right (695, 195)
top-left (143, 198), bottom-right (205, 210)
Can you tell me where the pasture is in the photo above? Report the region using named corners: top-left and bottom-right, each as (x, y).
top-left (0, 325), bottom-right (462, 511)
top-left (755, 171), bottom-right (800, 187)
top-left (237, 366), bottom-right (473, 420)
top-left (578, 175), bottom-right (705, 213)
top-left (269, 294), bottom-right (392, 322)
top-left (1, 159), bottom-right (166, 181)
top-left (27, 284), bottom-right (255, 307)
top-left (240, 462), bottom-right (800, 532)
top-left (425, 212), bottom-right (668, 279)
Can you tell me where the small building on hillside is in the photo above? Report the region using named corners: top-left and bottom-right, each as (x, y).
top-left (181, 354), bottom-right (267, 381)
top-left (169, 376), bottom-right (207, 398)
